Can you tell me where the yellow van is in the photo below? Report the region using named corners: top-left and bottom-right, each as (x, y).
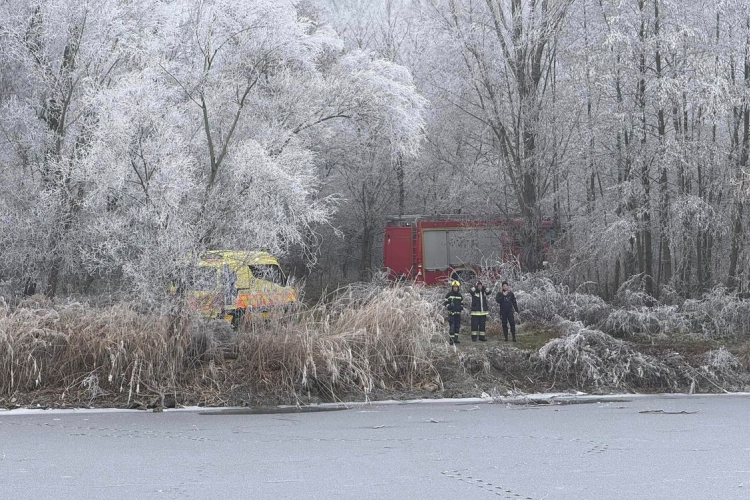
top-left (181, 250), bottom-right (297, 327)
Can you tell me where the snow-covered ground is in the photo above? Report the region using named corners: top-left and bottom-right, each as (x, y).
top-left (1, 394), bottom-right (748, 499)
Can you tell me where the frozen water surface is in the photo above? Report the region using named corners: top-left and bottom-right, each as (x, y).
top-left (1, 394), bottom-right (748, 499)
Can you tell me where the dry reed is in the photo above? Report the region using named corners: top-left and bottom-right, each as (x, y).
top-left (0, 285), bottom-right (445, 406)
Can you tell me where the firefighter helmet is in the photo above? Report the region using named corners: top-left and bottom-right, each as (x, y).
top-left (451, 280), bottom-right (461, 288)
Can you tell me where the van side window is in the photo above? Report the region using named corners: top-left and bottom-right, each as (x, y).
top-left (250, 264), bottom-right (285, 285)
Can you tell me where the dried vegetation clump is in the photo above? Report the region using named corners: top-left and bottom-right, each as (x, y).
top-left (534, 320), bottom-right (750, 392)
top-left (606, 279), bottom-right (750, 339)
top-left (699, 347), bottom-right (744, 385)
top-left (537, 320), bottom-right (688, 391)
top-left (681, 288), bottom-right (750, 338)
top-left (738, 341), bottom-right (750, 372)
top-left (601, 306), bottom-right (692, 338)
top-left (517, 284), bottom-right (612, 326)
top-left (234, 285), bottom-right (444, 401)
top-left (0, 286), bottom-right (445, 407)
top-left (0, 295), bottom-right (222, 405)
top-left (490, 274), bottom-right (750, 340)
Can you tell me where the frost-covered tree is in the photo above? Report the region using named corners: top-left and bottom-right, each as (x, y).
top-left (0, 0), bottom-right (152, 297)
top-left (313, 0), bottom-right (429, 282)
top-left (421, 0), bottom-right (576, 270)
top-left (0, 0), bottom-right (427, 298)
top-left (4, 0), bottom-right (750, 300)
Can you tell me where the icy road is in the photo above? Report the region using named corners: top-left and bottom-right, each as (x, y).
top-left (1, 394), bottom-right (749, 499)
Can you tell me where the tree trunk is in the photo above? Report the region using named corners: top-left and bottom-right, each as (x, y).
top-left (654, 0), bottom-right (671, 294)
top-left (697, 11), bottom-right (721, 293)
top-left (395, 152), bottom-right (405, 217)
top-left (33, 18), bottom-right (82, 298)
top-left (359, 222), bottom-right (373, 281)
top-left (614, 257), bottom-right (621, 298)
top-left (637, 0), bottom-right (654, 296)
top-left (728, 19), bottom-right (750, 290)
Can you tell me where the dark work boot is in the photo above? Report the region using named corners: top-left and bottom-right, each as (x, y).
top-left (453, 335), bottom-right (460, 344)
top-left (471, 334), bottom-right (478, 342)
top-left (448, 337), bottom-right (454, 345)
top-left (504, 336), bottom-right (508, 341)
top-left (512, 335), bottom-right (517, 342)
top-left (479, 333), bottom-right (486, 342)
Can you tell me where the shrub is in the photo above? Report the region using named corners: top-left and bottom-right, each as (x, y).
top-left (699, 347), bottom-right (744, 385)
top-left (682, 287), bottom-right (750, 339)
top-left (613, 274), bottom-right (657, 307)
top-left (495, 275), bottom-right (749, 340)
top-left (537, 320), bottom-right (687, 391)
top-left (601, 306), bottom-right (692, 338)
top-left (506, 276), bottom-right (612, 326)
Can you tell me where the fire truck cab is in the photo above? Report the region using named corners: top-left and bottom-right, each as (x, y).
top-left (383, 215), bottom-right (555, 285)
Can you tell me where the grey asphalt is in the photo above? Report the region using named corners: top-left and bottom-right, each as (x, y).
top-left (1, 394), bottom-right (749, 499)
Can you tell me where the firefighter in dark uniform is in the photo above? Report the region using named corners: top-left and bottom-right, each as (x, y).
top-left (443, 280), bottom-right (463, 345)
top-left (495, 281), bottom-right (520, 341)
top-left (469, 281), bottom-right (491, 341)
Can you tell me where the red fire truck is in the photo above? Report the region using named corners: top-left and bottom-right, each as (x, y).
top-left (383, 215), bottom-right (555, 285)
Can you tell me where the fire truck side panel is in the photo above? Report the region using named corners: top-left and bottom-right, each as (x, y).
top-left (384, 217), bottom-right (557, 285)
top-left (383, 226), bottom-right (414, 279)
top-left (418, 225), bottom-right (501, 285)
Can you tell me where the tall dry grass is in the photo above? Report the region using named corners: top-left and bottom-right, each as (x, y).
top-left (234, 285), bottom-right (444, 400)
top-left (0, 295), bottom-right (211, 404)
top-left (0, 285), bottom-right (445, 406)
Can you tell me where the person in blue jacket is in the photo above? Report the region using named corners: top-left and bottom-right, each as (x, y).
top-left (495, 281), bottom-right (519, 341)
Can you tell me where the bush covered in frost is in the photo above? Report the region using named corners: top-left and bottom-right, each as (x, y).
top-left (534, 320), bottom-right (750, 392)
top-left (471, 272), bottom-right (750, 340)
top-left (601, 306), bottom-right (693, 338)
top-left (537, 320), bottom-right (687, 390)
top-left (505, 276), bottom-right (612, 326)
top-left (699, 347), bottom-right (744, 385)
top-left (681, 288), bottom-right (750, 338)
